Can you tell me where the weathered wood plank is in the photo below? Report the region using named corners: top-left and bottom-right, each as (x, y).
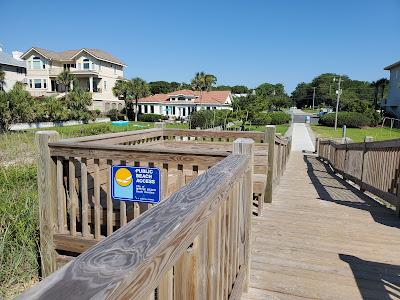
top-left (19, 154), bottom-right (249, 300)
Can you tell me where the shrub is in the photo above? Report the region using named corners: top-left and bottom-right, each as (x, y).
top-left (137, 113), bottom-right (167, 122)
top-left (189, 109), bottom-right (232, 129)
top-left (319, 112), bottom-right (370, 128)
top-left (107, 109), bottom-right (121, 121)
top-left (251, 113), bottom-right (271, 125)
top-left (269, 112), bottom-right (291, 125)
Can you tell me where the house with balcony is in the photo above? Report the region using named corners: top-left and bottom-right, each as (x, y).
top-left (136, 89), bottom-right (232, 119)
top-left (0, 48), bottom-right (26, 92)
top-left (20, 47), bottom-right (127, 112)
top-left (382, 59), bottom-right (400, 118)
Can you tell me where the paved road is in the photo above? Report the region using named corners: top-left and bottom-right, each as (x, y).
top-left (291, 123), bottom-right (315, 152)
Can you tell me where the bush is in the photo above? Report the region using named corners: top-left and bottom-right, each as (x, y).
top-left (137, 113), bottom-right (167, 122)
top-left (107, 109), bottom-right (121, 121)
top-left (269, 112), bottom-right (291, 125)
top-left (319, 112), bottom-right (371, 128)
top-left (251, 113), bottom-right (271, 125)
top-left (189, 109), bottom-right (232, 129)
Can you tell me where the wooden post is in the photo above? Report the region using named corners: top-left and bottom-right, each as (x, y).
top-left (155, 122), bottom-right (165, 139)
top-left (233, 138), bottom-right (254, 292)
top-left (265, 125), bottom-right (275, 203)
top-left (315, 137), bottom-right (320, 155)
top-left (360, 136), bottom-right (373, 192)
top-left (36, 131), bottom-right (59, 277)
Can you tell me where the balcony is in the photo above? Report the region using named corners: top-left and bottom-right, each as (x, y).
top-left (70, 68), bottom-right (99, 77)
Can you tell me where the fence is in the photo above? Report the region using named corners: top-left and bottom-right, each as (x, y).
top-left (317, 137), bottom-right (400, 216)
top-left (20, 124), bottom-right (291, 299)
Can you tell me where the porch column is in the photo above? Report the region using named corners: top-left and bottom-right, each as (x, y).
top-left (89, 76), bottom-right (93, 92)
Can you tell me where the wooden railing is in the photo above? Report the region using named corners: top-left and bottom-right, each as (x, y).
top-left (317, 138), bottom-right (400, 216)
top-left (23, 124), bottom-right (292, 299)
top-left (21, 139), bottom-right (255, 299)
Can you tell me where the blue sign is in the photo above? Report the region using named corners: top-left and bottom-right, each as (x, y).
top-left (111, 165), bottom-right (161, 204)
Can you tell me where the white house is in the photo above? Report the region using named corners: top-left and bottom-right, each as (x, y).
top-left (0, 48), bottom-right (26, 92)
top-left (20, 47), bottom-right (127, 112)
top-left (382, 59), bottom-right (400, 118)
top-left (136, 89), bottom-right (232, 119)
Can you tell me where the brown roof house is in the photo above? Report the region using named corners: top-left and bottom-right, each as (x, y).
top-left (135, 89), bottom-right (232, 118)
top-left (20, 47), bottom-right (127, 112)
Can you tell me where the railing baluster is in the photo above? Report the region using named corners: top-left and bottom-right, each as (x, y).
top-left (107, 159), bottom-right (113, 236)
top-left (69, 157), bottom-right (77, 237)
top-left (81, 157), bottom-right (89, 237)
top-left (94, 158), bottom-right (101, 239)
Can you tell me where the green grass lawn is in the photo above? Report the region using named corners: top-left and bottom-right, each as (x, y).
top-left (244, 124), bottom-right (290, 135)
top-left (311, 125), bottom-right (400, 142)
top-left (302, 108), bottom-right (320, 114)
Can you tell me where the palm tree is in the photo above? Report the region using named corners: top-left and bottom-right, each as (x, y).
top-left (370, 81), bottom-right (379, 109)
top-left (376, 78), bottom-right (389, 103)
top-left (204, 74), bottom-right (217, 91)
top-left (56, 70), bottom-right (76, 93)
top-left (191, 72), bottom-right (217, 108)
top-left (0, 68), bottom-right (5, 91)
top-left (131, 77), bottom-right (150, 121)
top-left (112, 80), bottom-right (133, 117)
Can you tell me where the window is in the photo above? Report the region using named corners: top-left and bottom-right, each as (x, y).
top-left (43, 79), bottom-right (47, 89)
top-left (178, 96), bottom-right (185, 101)
top-left (182, 107), bottom-right (186, 116)
top-left (29, 79), bottom-right (33, 88)
top-left (105, 102), bottom-right (110, 111)
top-left (103, 80), bottom-right (107, 91)
top-left (172, 106), bottom-right (176, 114)
top-left (112, 103), bottom-right (117, 109)
top-left (83, 58), bottom-right (90, 70)
top-left (144, 105), bottom-right (148, 113)
top-left (118, 103), bottom-right (123, 110)
top-left (150, 105), bottom-right (154, 113)
top-left (32, 56), bottom-right (42, 70)
top-left (113, 65), bottom-right (116, 75)
top-left (34, 79), bottom-right (41, 89)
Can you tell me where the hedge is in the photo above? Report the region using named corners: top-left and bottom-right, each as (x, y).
top-left (137, 113), bottom-right (168, 122)
top-left (319, 112), bottom-right (371, 128)
top-left (251, 113), bottom-right (271, 125)
top-left (269, 112), bottom-right (291, 125)
top-left (189, 109), bottom-right (231, 129)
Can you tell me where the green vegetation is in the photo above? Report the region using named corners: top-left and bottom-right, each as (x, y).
top-left (291, 73), bottom-right (388, 109)
top-left (0, 82), bottom-right (93, 132)
top-left (0, 165), bottom-right (38, 299)
top-left (311, 125), bottom-right (400, 142)
top-left (137, 113), bottom-right (168, 122)
top-left (189, 109), bottom-right (232, 129)
top-left (319, 112), bottom-right (371, 128)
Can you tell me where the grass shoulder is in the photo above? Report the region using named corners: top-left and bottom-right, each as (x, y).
top-left (311, 125), bottom-right (400, 142)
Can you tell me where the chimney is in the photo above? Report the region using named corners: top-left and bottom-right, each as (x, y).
top-left (12, 51), bottom-right (23, 61)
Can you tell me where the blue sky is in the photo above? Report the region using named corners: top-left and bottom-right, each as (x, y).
top-left (1, 0), bottom-right (399, 93)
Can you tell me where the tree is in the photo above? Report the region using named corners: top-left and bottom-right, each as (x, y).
top-left (0, 68), bottom-right (5, 91)
top-left (204, 74), bottom-right (217, 91)
top-left (56, 70), bottom-right (76, 93)
top-left (64, 86), bottom-right (93, 122)
top-left (131, 77), bottom-right (150, 122)
top-left (148, 81), bottom-right (173, 94)
top-left (376, 78), bottom-right (389, 102)
top-left (231, 85), bottom-right (250, 94)
top-left (112, 80), bottom-right (133, 119)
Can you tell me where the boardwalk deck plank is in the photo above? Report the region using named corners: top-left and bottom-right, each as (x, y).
top-left (242, 153), bottom-right (400, 300)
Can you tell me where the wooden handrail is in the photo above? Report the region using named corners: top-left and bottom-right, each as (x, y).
top-left (19, 150), bottom-right (252, 299)
top-left (317, 137), bottom-right (400, 216)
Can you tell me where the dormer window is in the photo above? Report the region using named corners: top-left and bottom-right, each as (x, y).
top-left (32, 56), bottom-right (43, 70)
top-left (178, 96), bottom-right (186, 101)
top-left (83, 58), bottom-right (90, 70)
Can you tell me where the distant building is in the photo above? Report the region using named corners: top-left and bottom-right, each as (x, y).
top-left (382, 60), bottom-right (400, 118)
top-left (0, 48), bottom-right (26, 92)
top-left (136, 89), bottom-right (232, 119)
top-left (20, 47), bottom-right (127, 112)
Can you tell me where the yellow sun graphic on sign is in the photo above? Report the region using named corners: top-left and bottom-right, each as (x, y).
top-left (115, 168), bottom-right (132, 187)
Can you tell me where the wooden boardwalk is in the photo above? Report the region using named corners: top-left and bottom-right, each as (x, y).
top-left (242, 152), bottom-right (400, 300)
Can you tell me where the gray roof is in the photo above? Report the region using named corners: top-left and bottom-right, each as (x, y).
top-left (0, 51), bottom-right (26, 68)
top-left (21, 47), bottom-right (126, 66)
top-left (384, 59), bottom-right (400, 70)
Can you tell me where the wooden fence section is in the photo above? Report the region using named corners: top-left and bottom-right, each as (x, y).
top-left (318, 138), bottom-right (400, 216)
top-left (21, 139), bottom-right (255, 300)
top-left (27, 124), bottom-right (291, 299)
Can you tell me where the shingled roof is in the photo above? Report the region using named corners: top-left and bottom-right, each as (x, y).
top-left (136, 90), bottom-right (231, 105)
top-left (21, 47), bottom-right (126, 66)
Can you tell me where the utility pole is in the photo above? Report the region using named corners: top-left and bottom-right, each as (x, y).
top-left (312, 87), bottom-right (316, 110)
top-left (334, 76), bottom-right (342, 131)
